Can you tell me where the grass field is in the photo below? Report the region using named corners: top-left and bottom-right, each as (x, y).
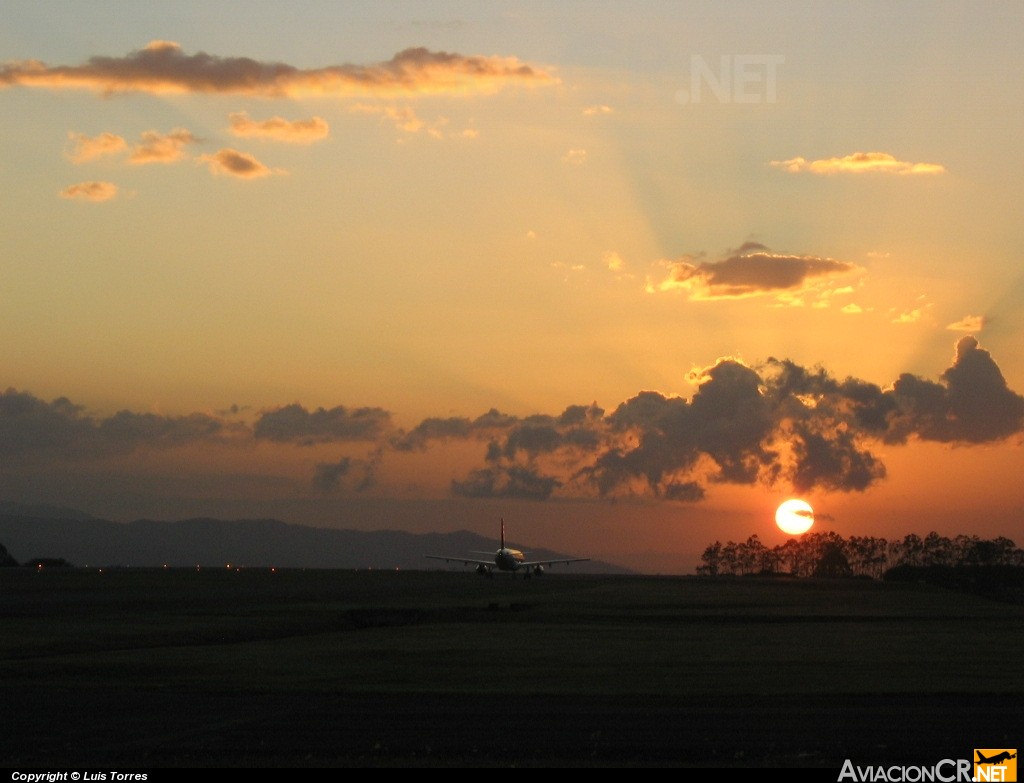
top-left (1, 568), bottom-right (1021, 767)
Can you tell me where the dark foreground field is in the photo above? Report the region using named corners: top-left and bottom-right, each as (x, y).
top-left (1, 568), bottom-right (1020, 768)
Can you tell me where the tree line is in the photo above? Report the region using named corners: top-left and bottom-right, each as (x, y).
top-left (0, 542), bottom-right (72, 568)
top-left (696, 531), bottom-right (1024, 579)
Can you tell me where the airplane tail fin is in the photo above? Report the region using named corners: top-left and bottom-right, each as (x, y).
top-left (977, 752), bottom-right (990, 763)
top-left (500, 518), bottom-right (505, 549)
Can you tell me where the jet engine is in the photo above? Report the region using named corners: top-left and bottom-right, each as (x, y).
top-left (532, 565), bottom-right (545, 577)
top-left (476, 564), bottom-right (492, 577)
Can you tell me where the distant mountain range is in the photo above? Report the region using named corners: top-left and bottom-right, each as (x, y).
top-left (0, 503), bottom-right (630, 573)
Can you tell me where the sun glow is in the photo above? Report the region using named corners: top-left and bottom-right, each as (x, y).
top-left (775, 498), bottom-right (814, 535)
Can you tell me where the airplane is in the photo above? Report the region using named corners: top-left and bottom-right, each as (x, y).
top-left (977, 751), bottom-right (1016, 765)
top-left (426, 519), bottom-right (589, 578)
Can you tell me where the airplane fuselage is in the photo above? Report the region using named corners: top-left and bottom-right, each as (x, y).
top-left (494, 547), bottom-right (525, 572)
top-left (425, 518), bottom-right (588, 577)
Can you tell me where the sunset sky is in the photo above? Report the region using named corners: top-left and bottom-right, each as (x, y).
top-left (2, 2), bottom-right (1022, 572)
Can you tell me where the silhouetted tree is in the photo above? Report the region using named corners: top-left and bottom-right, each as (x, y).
top-left (697, 541), bottom-right (724, 576)
top-left (775, 537), bottom-right (811, 576)
top-left (756, 542), bottom-right (781, 575)
top-left (696, 531), bottom-right (1022, 580)
top-left (736, 535), bottom-right (763, 575)
top-left (720, 541), bottom-right (740, 575)
top-left (847, 536), bottom-right (889, 578)
top-left (956, 534), bottom-right (1017, 566)
top-left (892, 533), bottom-right (924, 567)
top-left (813, 542), bottom-right (853, 578)
top-left (0, 543), bottom-right (18, 568)
top-left (921, 532), bottom-right (955, 566)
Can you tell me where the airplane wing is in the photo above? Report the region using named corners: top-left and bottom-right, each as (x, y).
top-left (519, 558), bottom-right (590, 567)
top-left (425, 555), bottom-right (496, 567)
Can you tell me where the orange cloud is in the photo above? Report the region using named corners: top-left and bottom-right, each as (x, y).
top-left (129, 128), bottom-right (198, 164)
top-left (228, 111), bottom-right (329, 143)
top-left (349, 103), bottom-right (426, 133)
top-left (198, 148), bottom-right (274, 178)
top-left (0, 41), bottom-right (556, 98)
top-left (947, 315), bottom-right (985, 332)
top-left (59, 181), bottom-right (118, 201)
top-left (604, 251), bottom-right (625, 272)
top-left (770, 152), bottom-right (946, 175)
top-left (562, 148), bottom-right (587, 165)
top-left (66, 131), bottom-right (126, 163)
top-left (892, 307), bottom-right (928, 324)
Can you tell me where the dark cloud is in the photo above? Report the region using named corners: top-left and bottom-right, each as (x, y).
top-left (0, 388), bottom-right (226, 457)
top-left (390, 408), bottom-right (518, 451)
top-left (586, 393), bottom-right (698, 496)
top-left (451, 465), bottom-right (562, 499)
top-left (663, 481), bottom-right (706, 502)
top-left (787, 426), bottom-right (886, 493)
top-left (689, 360), bottom-right (776, 483)
top-left (762, 359), bottom-right (896, 434)
top-left (452, 339), bottom-right (1022, 503)
top-left (97, 410), bottom-right (223, 448)
top-left (653, 244), bottom-right (860, 301)
top-left (576, 360), bottom-right (880, 499)
top-left (0, 41), bottom-right (555, 98)
top-left (557, 403), bottom-right (604, 425)
top-left (390, 416), bottom-right (473, 451)
top-left (666, 252), bottom-right (857, 299)
top-left (0, 390), bottom-right (89, 454)
top-left (254, 404), bottom-right (391, 445)
top-left (578, 362), bottom-right (777, 497)
top-left (734, 241), bottom-right (769, 254)
top-left (312, 457), bottom-right (376, 493)
top-left (490, 419), bottom-right (604, 463)
top-left (5, 338), bottom-right (1020, 508)
top-left (198, 148), bottom-right (273, 178)
top-left (472, 408), bottom-right (520, 429)
top-left (887, 336), bottom-right (1024, 443)
top-left (837, 378), bottom-right (897, 433)
top-left (501, 423), bottom-right (563, 458)
top-left (313, 457), bottom-right (350, 492)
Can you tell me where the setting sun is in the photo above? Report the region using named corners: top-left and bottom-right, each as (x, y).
top-left (775, 499), bottom-right (814, 535)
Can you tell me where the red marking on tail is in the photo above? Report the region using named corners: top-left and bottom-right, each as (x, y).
top-left (500, 518), bottom-right (505, 549)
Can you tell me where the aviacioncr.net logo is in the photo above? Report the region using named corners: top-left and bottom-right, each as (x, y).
top-left (974, 749), bottom-right (1017, 782)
